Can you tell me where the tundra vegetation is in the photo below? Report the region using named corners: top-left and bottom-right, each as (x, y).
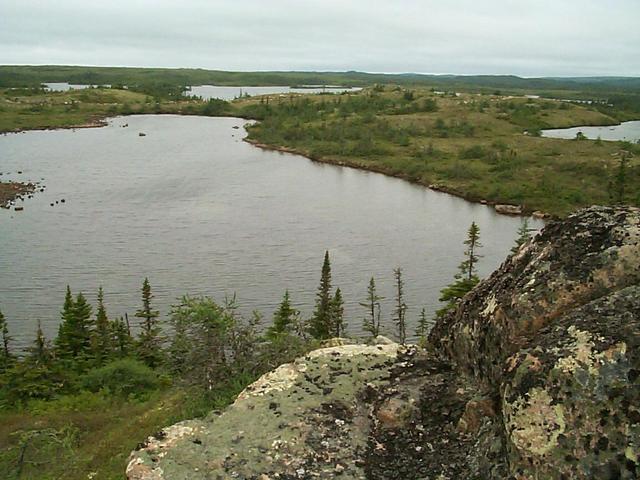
top-left (1, 77), bottom-right (639, 216)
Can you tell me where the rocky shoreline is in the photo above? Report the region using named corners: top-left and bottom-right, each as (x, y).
top-left (0, 180), bottom-right (39, 210)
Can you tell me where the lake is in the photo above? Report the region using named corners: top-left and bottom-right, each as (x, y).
top-left (186, 85), bottom-right (361, 101)
top-left (541, 120), bottom-right (640, 143)
top-left (0, 115), bottom-right (542, 347)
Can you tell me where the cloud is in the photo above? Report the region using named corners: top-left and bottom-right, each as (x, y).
top-left (1, 0), bottom-right (638, 76)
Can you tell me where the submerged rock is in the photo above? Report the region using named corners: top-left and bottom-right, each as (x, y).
top-left (127, 206), bottom-right (640, 479)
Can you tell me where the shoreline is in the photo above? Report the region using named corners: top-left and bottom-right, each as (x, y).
top-left (1, 112), bottom-right (567, 219)
top-left (243, 138), bottom-right (552, 220)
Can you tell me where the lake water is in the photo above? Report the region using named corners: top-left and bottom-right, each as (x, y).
top-left (541, 120), bottom-right (640, 143)
top-left (0, 115), bottom-right (542, 347)
top-left (186, 85), bottom-right (361, 101)
top-left (44, 83), bottom-right (110, 91)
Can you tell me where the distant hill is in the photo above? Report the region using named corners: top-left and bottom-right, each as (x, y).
top-left (1, 65), bottom-right (639, 95)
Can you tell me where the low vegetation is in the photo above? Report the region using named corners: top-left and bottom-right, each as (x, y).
top-left (3, 81), bottom-right (637, 216)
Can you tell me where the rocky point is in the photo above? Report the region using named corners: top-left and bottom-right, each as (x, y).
top-left (128, 206), bottom-right (640, 479)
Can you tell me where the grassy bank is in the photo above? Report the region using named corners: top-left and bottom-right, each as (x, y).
top-left (0, 382), bottom-right (251, 480)
top-left (1, 85), bottom-right (639, 216)
top-left (236, 87), bottom-right (640, 216)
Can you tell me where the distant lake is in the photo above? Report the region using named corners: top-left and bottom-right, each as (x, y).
top-left (1, 115), bottom-right (541, 348)
top-left (186, 85), bottom-right (362, 101)
top-left (541, 120), bottom-right (640, 143)
top-left (44, 83), bottom-right (110, 91)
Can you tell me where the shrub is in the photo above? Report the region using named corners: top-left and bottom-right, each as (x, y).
top-left (81, 359), bottom-right (160, 397)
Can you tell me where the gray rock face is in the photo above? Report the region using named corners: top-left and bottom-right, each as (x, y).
top-left (127, 206), bottom-right (640, 479)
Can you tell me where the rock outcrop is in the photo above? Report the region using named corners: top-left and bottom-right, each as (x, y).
top-left (128, 206), bottom-right (640, 479)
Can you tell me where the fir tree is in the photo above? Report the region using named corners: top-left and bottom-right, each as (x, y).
top-left (267, 290), bottom-right (299, 338)
top-left (92, 287), bottom-right (112, 365)
top-left (310, 251), bottom-right (333, 340)
top-left (436, 222), bottom-right (483, 318)
top-left (393, 268), bottom-right (408, 344)
top-left (331, 288), bottom-right (345, 337)
top-left (360, 277), bottom-right (383, 338)
top-left (135, 278), bottom-right (163, 368)
top-left (511, 219), bottom-right (532, 254)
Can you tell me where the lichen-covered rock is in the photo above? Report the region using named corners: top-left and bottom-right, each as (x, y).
top-left (127, 206), bottom-right (640, 479)
top-left (430, 205), bottom-right (640, 387)
top-left (127, 342), bottom-right (405, 479)
top-left (502, 285), bottom-right (640, 479)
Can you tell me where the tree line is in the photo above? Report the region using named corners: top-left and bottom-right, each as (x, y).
top-left (0, 220), bottom-right (533, 406)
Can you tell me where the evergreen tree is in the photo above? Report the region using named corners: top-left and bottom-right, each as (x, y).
top-left (0, 307), bottom-right (13, 371)
top-left (92, 287), bottom-right (112, 365)
top-left (331, 288), bottom-right (345, 337)
top-left (360, 277), bottom-right (383, 338)
top-left (310, 251), bottom-right (334, 340)
top-left (461, 222), bottom-right (482, 281)
top-left (111, 317), bottom-right (133, 358)
top-left (55, 286), bottom-right (75, 358)
top-left (28, 321), bottom-right (52, 366)
top-left (511, 219), bottom-right (532, 254)
top-left (135, 278), bottom-right (163, 368)
top-left (267, 290), bottom-right (299, 338)
top-left (436, 222), bottom-right (483, 318)
top-left (393, 268), bottom-right (408, 344)
top-left (73, 292), bottom-right (93, 359)
top-left (416, 307), bottom-right (430, 341)
top-left (55, 287), bottom-right (93, 361)
top-left (612, 150), bottom-right (631, 204)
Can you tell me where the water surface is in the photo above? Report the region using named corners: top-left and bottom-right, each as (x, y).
top-left (542, 120), bottom-right (640, 142)
top-left (1, 115), bottom-right (541, 347)
top-left (187, 85), bottom-right (361, 101)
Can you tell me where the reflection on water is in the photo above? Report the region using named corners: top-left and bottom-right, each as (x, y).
top-left (0, 115), bottom-right (542, 347)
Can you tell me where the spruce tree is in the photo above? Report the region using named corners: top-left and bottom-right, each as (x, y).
top-left (55, 287), bottom-right (93, 362)
top-left (436, 222), bottom-right (483, 318)
top-left (416, 307), bottom-right (430, 342)
top-left (55, 286), bottom-right (75, 358)
top-left (461, 222), bottom-right (482, 281)
top-left (29, 321), bottom-right (52, 366)
top-left (135, 278), bottom-right (162, 368)
top-left (331, 288), bottom-right (345, 337)
top-left (0, 307), bottom-right (13, 371)
top-left (92, 287), bottom-right (112, 365)
top-left (393, 268), bottom-right (408, 344)
top-left (310, 251), bottom-right (333, 340)
top-left (267, 290), bottom-right (299, 338)
top-left (360, 277), bottom-right (382, 338)
top-left (511, 219), bottom-right (532, 254)
top-left (73, 292), bottom-right (93, 359)
top-left (111, 316), bottom-right (133, 357)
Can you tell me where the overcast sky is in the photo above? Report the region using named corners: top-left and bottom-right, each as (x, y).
top-left (1, 0), bottom-right (638, 77)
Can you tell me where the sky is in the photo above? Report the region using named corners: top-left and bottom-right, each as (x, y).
top-left (0, 0), bottom-right (639, 77)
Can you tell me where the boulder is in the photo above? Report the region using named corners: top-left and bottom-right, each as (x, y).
top-left (127, 206), bottom-right (640, 479)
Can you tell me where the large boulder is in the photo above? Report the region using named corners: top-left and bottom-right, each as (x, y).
top-left (127, 206), bottom-right (640, 479)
